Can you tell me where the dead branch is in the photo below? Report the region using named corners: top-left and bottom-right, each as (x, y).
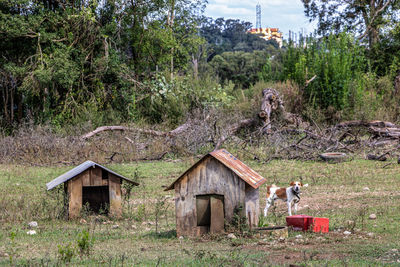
top-left (214, 118), bottom-right (258, 150)
top-left (81, 119), bottom-right (192, 140)
top-left (305, 75), bottom-right (317, 87)
top-left (336, 120), bottom-right (398, 128)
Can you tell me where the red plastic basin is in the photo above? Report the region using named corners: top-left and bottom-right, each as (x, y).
top-left (313, 217), bottom-right (329, 233)
top-left (286, 215), bottom-right (314, 231)
top-left (286, 215), bottom-right (329, 233)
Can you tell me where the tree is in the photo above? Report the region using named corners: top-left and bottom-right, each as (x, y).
top-left (0, 0), bottom-right (207, 128)
top-left (200, 17), bottom-right (273, 61)
top-left (302, 0), bottom-right (400, 47)
top-left (210, 50), bottom-right (268, 88)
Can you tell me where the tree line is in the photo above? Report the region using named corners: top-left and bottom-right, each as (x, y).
top-left (1, 0), bottom-right (400, 132)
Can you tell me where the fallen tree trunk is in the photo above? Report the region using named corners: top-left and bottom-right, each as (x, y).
top-left (259, 88), bottom-right (285, 132)
top-left (336, 120), bottom-right (398, 128)
top-left (369, 126), bottom-right (400, 138)
top-left (80, 120), bottom-right (192, 140)
top-left (335, 120), bottom-right (400, 139)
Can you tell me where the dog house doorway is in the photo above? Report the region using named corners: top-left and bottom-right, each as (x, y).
top-left (82, 186), bottom-right (110, 214)
top-left (196, 194), bottom-right (224, 233)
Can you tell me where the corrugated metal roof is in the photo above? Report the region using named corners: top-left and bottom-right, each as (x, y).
top-left (210, 149), bottom-right (266, 189)
top-left (165, 149), bottom-right (266, 190)
top-left (46, 160), bottom-right (139, 190)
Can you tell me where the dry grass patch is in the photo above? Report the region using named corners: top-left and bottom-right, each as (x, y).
top-left (0, 159), bottom-right (400, 266)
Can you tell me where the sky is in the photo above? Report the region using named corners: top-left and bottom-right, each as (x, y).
top-left (204, 0), bottom-right (316, 40)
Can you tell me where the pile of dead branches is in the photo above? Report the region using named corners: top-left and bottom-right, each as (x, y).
top-left (77, 88), bottom-right (400, 163)
top-left (2, 88), bottom-right (400, 165)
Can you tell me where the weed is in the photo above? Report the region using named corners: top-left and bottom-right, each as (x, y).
top-left (57, 243), bottom-right (75, 263)
top-left (258, 215), bottom-right (269, 227)
top-left (80, 202), bottom-right (92, 218)
top-left (227, 205), bottom-right (250, 236)
top-left (76, 229), bottom-right (94, 257)
top-left (135, 203), bottom-right (146, 222)
top-left (154, 196), bottom-right (170, 233)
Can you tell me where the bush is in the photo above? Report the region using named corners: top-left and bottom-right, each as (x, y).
top-left (261, 33), bottom-right (367, 113)
top-left (58, 243), bottom-right (75, 263)
top-left (76, 230), bottom-right (95, 257)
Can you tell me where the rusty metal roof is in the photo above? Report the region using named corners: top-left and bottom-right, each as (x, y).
top-left (165, 149), bottom-right (266, 190)
top-left (46, 160), bottom-right (139, 190)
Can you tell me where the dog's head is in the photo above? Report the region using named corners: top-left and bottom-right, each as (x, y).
top-left (289, 181), bottom-right (303, 193)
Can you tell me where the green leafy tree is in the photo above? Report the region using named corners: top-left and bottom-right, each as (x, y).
top-left (0, 0), bottom-right (207, 128)
top-left (210, 50), bottom-right (269, 88)
top-left (302, 0), bottom-right (400, 47)
top-left (200, 17), bottom-right (275, 61)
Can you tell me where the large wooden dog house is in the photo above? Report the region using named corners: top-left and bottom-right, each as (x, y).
top-left (165, 149), bottom-right (266, 237)
top-left (46, 160), bottom-right (138, 219)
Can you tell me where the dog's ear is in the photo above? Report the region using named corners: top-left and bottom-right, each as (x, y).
top-left (290, 181), bottom-right (295, 186)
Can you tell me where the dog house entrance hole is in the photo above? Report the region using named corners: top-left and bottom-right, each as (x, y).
top-left (82, 186), bottom-right (109, 214)
top-left (196, 194), bottom-right (224, 233)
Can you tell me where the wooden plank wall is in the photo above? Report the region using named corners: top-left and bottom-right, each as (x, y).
top-left (109, 173), bottom-right (122, 218)
top-left (174, 156), bottom-right (245, 237)
top-left (245, 184), bottom-right (259, 227)
top-left (68, 175), bottom-right (82, 219)
top-left (81, 168), bottom-right (108, 187)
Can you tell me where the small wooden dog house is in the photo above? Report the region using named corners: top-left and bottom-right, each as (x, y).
top-left (165, 149), bottom-right (266, 237)
top-left (46, 160), bottom-right (138, 219)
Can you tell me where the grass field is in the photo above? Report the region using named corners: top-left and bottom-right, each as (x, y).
top-left (1, 157), bottom-right (400, 266)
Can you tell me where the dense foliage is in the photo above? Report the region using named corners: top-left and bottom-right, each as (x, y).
top-left (301, 0), bottom-right (400, 48)
top-left (0, 0), bottom-right (206, 128)
top-left (1, 0), bottom-right (400, 132)
top-left (263, 33), bottom-right (367, 110)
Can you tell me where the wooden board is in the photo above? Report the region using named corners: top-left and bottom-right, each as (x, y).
top-left (68, 176), bottom-right (82, 219)
top-left (210, 195), bottom-right (224, 234)
top-left (81, 170), bottom-right (90, 186)
top-left (90, 167), bottom-right (103, 186)
top-left (109, 174), bottom-right (122, 218)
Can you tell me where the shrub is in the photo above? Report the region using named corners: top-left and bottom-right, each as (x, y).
top-left (58, 243), bottom-right (75, 263)
top-left (76, 229), bottom-right (95, 257)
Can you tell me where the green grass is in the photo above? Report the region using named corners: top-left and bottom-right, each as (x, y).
top-left (1, 159), bottom-right (400, 266)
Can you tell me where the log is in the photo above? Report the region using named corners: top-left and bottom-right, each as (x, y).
top-left (369, 126), bottom-right (400, 138)
top-left (335, 120), bottom-right (400, 139)
top-left (336, 120), bottom-right (398, 128)
top-left (367, 154), bottom-right (387, 161)
top-left (80, 120), bottom-right (192, 140)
